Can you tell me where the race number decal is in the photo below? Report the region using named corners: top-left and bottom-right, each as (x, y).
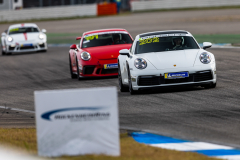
top-left (9, 28), bottom-right (19, 33)
top-left (153, 37), bottom-right (159, 43)
top-left (85, 35), bottom-right (98, 41)
top-left (139, 37), bottom-right (159, 45)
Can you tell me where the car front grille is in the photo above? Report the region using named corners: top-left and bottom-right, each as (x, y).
top-left (101, 69), bottom-right (118, 74)
top-left (20, 46), bottom-right (35, 50)
top-left (137, 70), bottom-right (213, 86)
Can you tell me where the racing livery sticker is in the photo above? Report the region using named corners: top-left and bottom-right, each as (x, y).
top-left (104, 63), bottom-right (118, 69)
top-left (164, 72), bottom-right (189, 79)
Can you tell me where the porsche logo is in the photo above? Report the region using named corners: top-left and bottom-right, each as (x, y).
top-left (111, 55), bottom-right (114, 58)
top-left (174, 64), bottom-right (176, 67)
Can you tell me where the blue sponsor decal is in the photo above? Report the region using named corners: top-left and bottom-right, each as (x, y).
top-left (41, 107), bottom-right (104, 121)
top-left (165, 72), bottom-right (189, 79)
top-left (104, 63), bottom-right (118, 69)
top-left (23, 43), bottom-right (33, 47)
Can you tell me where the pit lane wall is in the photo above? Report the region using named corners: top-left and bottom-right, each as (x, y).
top-left (131, 0), bottom-right (240, 12)
top-left (0, 4), bottom-right (97, 22)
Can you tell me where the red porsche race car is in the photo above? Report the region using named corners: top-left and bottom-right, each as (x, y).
top-left (69, 29), bottom-right (133, 80)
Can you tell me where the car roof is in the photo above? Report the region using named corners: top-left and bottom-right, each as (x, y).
top-left (138, 30), bottom-right (192, 38)
top-left (8, 23), bottom-right (38, 29)
top-left (83, 28), bottom-right (129, 36)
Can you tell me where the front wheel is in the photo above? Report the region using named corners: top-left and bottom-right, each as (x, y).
top-left (118, 63), bottom-right (128, 92)
top-left (69, 55), bottom-right (77, 79)
top-left (76, 59), bottom-right (82, 81)
top-left (1, 45), bottom-right (5, 55)
top-left (204, 82), bottom-right (217, 89)
top-left (127, 64), bottom-right (137, 95)
top-left (2, 50), bottom-right (5, 55)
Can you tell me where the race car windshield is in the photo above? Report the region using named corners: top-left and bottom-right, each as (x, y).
top-left (82, 33), bottom-right (133, 48)
top-left (135, 36), bottom-right (199, 54)
top-left (9, 27), bottom-right (39, 35)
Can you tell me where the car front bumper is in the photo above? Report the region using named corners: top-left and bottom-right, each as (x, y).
top-left (129, 65), bottom-right (217, 91)
top-left (5, 42), bottom-right (47, 53)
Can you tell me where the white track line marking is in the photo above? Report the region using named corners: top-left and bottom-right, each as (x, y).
top-left (150, 142), bottom-right (233, 151)
top-left (0, 106), bottom-right (35, 114)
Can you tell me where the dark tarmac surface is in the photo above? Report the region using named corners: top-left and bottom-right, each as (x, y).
top-left (0, 47), bottom-right (240, 148)
top-left (0, 9), bottom-right (240, 148)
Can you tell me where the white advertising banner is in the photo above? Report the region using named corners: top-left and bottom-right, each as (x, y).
top-left (34, 87), bottom-right (119, 157)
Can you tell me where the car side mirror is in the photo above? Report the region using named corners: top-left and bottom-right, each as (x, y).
top-left (119, 49), bottom-right (130, 57)
top-left (70, 44), bottom-right (77, 50)
top-left (76, 36), bottom-right (81, 40)
top-left (203, 42), bottom-right (212, 50)
top-left (1, 32), bottom-right (6, 37)
top-left (41, 29), bottom-right (47, 33)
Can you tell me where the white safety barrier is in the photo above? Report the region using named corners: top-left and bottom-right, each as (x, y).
top-left (35, 87), bottom-right (119, 157)
top-left (0, 4), bottom-right (97, 22)
top-left (131, 0), bottom-right (240, 12)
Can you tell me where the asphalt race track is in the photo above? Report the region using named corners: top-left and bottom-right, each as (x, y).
top-left (0, 9), bottom-right (240, 148)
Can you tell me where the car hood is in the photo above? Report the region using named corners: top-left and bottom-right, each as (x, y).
top-left (140, 49), bottom-right (201, 70)
top-left (9, 33), bottom-right (40, 42)
top-left (83, 44), bottom-right (132, 59)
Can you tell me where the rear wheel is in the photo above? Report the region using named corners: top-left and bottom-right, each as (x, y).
top-left (127, 64), bottom-right (137, 95)
top-left (69, 55), bottom-right (77, 79)
top-left (118, 63), bottom-right (128, 92)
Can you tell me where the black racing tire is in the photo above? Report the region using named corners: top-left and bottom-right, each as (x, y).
top-left (69, 55), bottom-right (77, 79)
top-left (127, 63), bottom-right (137, 95)
top-left (1, 45), bottom-right (5, 55)
top-left (76, 58), bottom-right (82, 81)
top-left (204, 82), bottom-right (217, 89)
top-left (118, 63), bottom-right (128, 92)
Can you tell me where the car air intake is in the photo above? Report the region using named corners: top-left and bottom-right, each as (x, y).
top-left (83, 66), bottom-right (95, 74)
top-left (138, 76), bottom-right (160, 86)
top-left (194, 70), bottom-right (213, 82)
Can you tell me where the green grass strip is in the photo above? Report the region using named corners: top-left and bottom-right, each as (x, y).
top-left (0, 128), bottom-right (218, 160)
top-left (46, 33), bottom-right (240, 45)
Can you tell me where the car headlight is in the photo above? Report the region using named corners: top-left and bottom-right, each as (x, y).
top-left (7, 36), bottom-right (13, 42)
top-left (200, 52), bottom-right (211, 64)
top-left (81, 52), bottom-right (91, 61)
top-left (134, 58), bottom-right (147, 69)
top-left (39, 34), bottom-right (44, 40)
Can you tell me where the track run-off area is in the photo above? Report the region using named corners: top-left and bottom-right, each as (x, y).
top-left (0, 9), bottom-right (240, 149)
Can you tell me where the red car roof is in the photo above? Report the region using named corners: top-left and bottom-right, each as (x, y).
top-left (83, 28), bottom-right (129, 36)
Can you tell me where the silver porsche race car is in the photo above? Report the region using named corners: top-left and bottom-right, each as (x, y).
top-left (1, 23), bottom-right (47, 55)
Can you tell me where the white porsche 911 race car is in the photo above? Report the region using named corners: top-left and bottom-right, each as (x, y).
top-left (118, 30), bottom-right (217, 94)
top-left (1, 23), bottom-right (47, 55)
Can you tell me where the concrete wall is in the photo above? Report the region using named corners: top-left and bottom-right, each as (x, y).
top-left (131, 0), bottom-right (240, 12)
top-left (0, 4), bottom-right (97, 22)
